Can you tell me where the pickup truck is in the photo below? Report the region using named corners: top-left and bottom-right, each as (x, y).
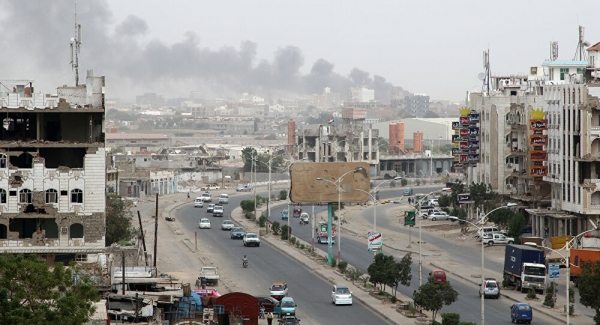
top-left (212, 205), bottom-right (224, 217)
top-left (201, 184), bottom-right (221, 191)
top-left (482, 233), bottom-right (514, 246)
top-left (199, 266), bottom-right (220, 286)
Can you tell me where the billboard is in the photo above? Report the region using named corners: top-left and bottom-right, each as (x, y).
top-left (529, 166), bottom-right (548, 177)
top-left (368, 232), bottom-right (383, 252)
top-left (459, 116), bottom-right (469, 125)
top-left (468, 113), bottom-right (480, 123)
top-left (530, 150), bottom-right (548, 161)
top-left (452, 162), bottom-right (464, 168)
top-left (289, 162), bottom-right (370, 203)
top-left (404, 210), bottom-right (416, 226)
top-left (529, 119), bottom-right (548, 131)
top-left (530, 135), bottom-right (548, 146)
top-left (459, 141), bottom-right (469, 151)
top-left (459, 128), bottom-right (469, 138)
top-left (452, 121), bottom-right (461, 130)
top-left (468, 127), bottom-right (479, 137)
top-left (452, 148), bottom-right (464, 155)
top-left (468, 154), bottom-right (480, 162)
top-left (468, 141), bottom-right (480, 150)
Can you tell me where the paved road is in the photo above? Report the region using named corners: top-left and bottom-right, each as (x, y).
top-left (176, 193), bottom-right (391, 325)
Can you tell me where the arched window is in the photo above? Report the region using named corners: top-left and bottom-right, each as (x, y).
top-left (0, 189), bottom-right (5, 204)
top-left (69, 223), bottom-right (84, 239)
top-left (70, 189), bottom-right (83, 203)
top-left (19, 189), bottom-right (32, 203)
top-left (45, 189), bottom-right (58, 204)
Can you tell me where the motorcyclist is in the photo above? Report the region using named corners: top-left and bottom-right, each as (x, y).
top-left (242, 255), bottom-right (248, 267)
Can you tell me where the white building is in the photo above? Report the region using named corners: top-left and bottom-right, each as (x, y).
top-left (349, 86), bottom-right (375, 103)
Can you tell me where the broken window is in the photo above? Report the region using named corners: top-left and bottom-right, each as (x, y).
top-left (45, 189), bottom-right (58, 204)
top-left (0, 154), bottom-right (6, 168)
top-left (69, 223), bottom-right (84, 238)
top-left (39, 148), bottom-right (85, 168)
top-left (19, 189), bottom-right (32, 203)
top-left (0, 189), bottom-right (5, 203)
top-left (71, 188), bottom-right (83, 203)
top-left (9, 151), bottom-right (34, 168)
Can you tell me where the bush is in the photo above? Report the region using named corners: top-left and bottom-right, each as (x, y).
top-left (338, 260), bottom-right (349, 273)
top-left (502, 278), bottom-right (510, 288)
top-left (245, 212), bottom-right (255, 220)
top-left (441, 313), bottom-right (460, 325)
top-left (543, 282), bottom-right (556, 307)
top-left (401, 178), bottom-right (408, 186)
top-left (300, 243), bottom-right (305, 250)
top-left (390, 296), bottom-right (398, 303)
top-left (281, 225), bottom-right (291, 240)
top-left (258, 215), bottom-right (267, 227)
top-left (271, 221), bottom-right (281, 235)
top-left (240, 200), bottom-right (255, 212)
top-left (290, 236), bottom-right (296, 245)
top-left (526, 288), bottom-right (536, 299)
top-left (331, 258), bottom-right (337, 267)
top-left (390, 180), bottom-right (396, 188)
top-left (279, 190), bottom-right (288, 201)
top-left (295, 241), bottom-right (300, 248)
top-left (416, 179), bottom-right (421, 186)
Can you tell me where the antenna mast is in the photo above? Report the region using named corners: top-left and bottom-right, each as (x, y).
top-left (482, 49), bottom-right (491, 95)
top-left (70, 4), bottom-right (82, 86)
top-left (573, 25), bottom-right (589, 61)
top-left (550, 41), bottom-right (559, 61)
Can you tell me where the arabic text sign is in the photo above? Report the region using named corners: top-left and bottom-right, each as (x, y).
top-left (548, 262), bottom-right (560, 279)
top-left (367, 232), bottom-right (383, 252)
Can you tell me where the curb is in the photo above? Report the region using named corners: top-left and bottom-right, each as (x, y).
top-left (429, 262), bottom-right (568, 324)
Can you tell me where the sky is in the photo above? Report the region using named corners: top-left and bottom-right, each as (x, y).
top-left (1, 0), bottom-right (599, 103)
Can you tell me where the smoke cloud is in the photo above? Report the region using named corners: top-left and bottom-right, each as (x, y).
top-left (0, 0), bottom-right (398, 102)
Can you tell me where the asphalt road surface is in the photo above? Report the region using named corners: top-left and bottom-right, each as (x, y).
top-left (176, 192), bottom-right (391, 325)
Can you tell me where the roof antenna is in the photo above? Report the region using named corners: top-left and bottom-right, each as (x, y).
top-left (70, 3), bottom-right (82, 86)
top-left (573, 26), bottom-right (589, 61)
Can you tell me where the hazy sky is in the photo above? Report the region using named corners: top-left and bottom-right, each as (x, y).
top-left (1, 0), bottom-right (599, 103)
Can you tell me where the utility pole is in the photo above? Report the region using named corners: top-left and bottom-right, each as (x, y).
top-left (137, 211), bottom-right (148, 266)
top-left (153, 193), bottom-right (158, 267)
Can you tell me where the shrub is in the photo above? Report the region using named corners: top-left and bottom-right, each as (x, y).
top-left (401, 179), bottom-right (408, 186)
top-left (526, 288), bottom-right (536, 299)
top-left (390, 180), bottom-right (396, 188)
top-left (502, 278), bottom-right (510, 288)
top-left (245, 212), bottom-right (255, 220)
top-left (240, 200), bottom-right (255, 212)
top-left (300, 243), bottom-right (305, 250)
top-left (416, 179), bottom-right (421, 186)
top-left (295, 241), bottom-right (300, 248)
top-left (347, 267), bottom-right (365, 282)
top-left (279, 190), bottom-right (288, 201)
top-left (281, 225), bottom-right (291, 240)
top-left (330, 258), bottom-right (337, 267)
top-left (543, 282), bottom-right (556, 307)
top-left (258, 215), bottom-right (267, 227)
top-left (271, 221), bottom-right (281, 235)
top-left (338, 260), bottom-right (349, 273)
top-left (441, 313), bottom-right (460, 325)
top-left (290, 236), bottom-right (296, 245)
top-left (390, 296), bottom-right (398, 303)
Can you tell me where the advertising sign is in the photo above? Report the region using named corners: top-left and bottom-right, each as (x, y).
top-left (452, 121), bottom-right (461, 130)
top-left (367, 232), bottom-right (383, 252)
top-left (549, 262), bottom-right (560, 279)
top-left (452, 135), bottom-right (467, 142)
top-left (529, 119), bottom-right (548, 131)
top-left (452, 148), bottom-right (464, 155)
top-left (458, 194), bottom-right (470, 202)
top-left (468, 140), bottom-right (480, 150)
top-left (460, 142), bottom-right (469, 151)
top-left (452, 162), bottom-right (464, 168)
top-left (468, 113), bottom-right (480, 123)
top-left (460, 116), bottom-right (469, 125)
top-left (530, 150), bottom-right (548, 161)
top-left (530, 135), bottom-right (548, 146)
top-left (468, 154), bottom-right (480, 162)
top-left (468, 127), bottom-right (480, 137)
top-left (403, 210), bottom-right (416, 226)
top-left (460, 155), bottom-right (468, 163)
top-left (290, 162), bottom-right (370, 203)
top-left (460, 128), bottom-right (469, 138)
top-left (529, 166), bottom-right (548, 177)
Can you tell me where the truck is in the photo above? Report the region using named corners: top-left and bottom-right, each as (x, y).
top-left (569, 248), bottom-right (600, 287)
top-left (503, 244), bottom-right (547, 294)
top-left (316, 221), bottom-right (336, 244)
top-left (199, 266), bottom-right (220, 286)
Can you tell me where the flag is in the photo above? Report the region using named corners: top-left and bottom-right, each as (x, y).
top-left (327, 116), bottom-right (335, 124)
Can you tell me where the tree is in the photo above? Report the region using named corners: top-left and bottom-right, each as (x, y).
top-left (241, 147), bottom-right (258, 172)
top-left (507, 212), bottom-right (526, 238)
top-left (578, 261), bottom-right (600, 324)
top-left (106, 194), bottom-right (134, 246)
top-left (401, 178), bottom-right (408, 187)
top-left (378, 137), bottom-right (389, 155)
top-left (279, 190), bottom-right (288, 201)
top-left (0, 254), bottom-right (100, 325)
top-left (367, 253), bottom-right (395, 291)
top-left (390, 253), bottom-right (412, 297)
top-left (413, 278), bottom-right (459, 321)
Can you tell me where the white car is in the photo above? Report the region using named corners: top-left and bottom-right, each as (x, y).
top-left (199, 218), bottom-right (211, 229)
top-left (243, 233), bottom-right (260, 247)
top-left (482, 233), bottom-right (514, 246)
top-left (201, 192), bottom-right (212, 202)
top-left (194, 197), bottom-right (204, 208)
top-left (221, 220), bottom-right (234, 230)
top-left (427, 211), bottom-right (449, 221)
top-left (218, 193), bottom-right (229, 204)
top-left (332, 284), bottom-right (353, 305)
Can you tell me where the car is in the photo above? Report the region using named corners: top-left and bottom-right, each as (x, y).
top-left (292, 206), bottom-right (302, 218)
top-left (201, 192), bottom-right (212, 202)
top-left (510, 302), bottom-right (533, 324)
top-left (428, 199), bottom-right (439, 206)
top-left (279, 315), bottom-right (301, 325)
top-left (480, 278), bottom-right (500, 299)
top-left (421, 208), bottom-right (441, 219)
top-left (243, 233), bottom-right (260, 247)
top-left (218, 193), bottom-right (229, 204)
top-left (403, 187), bottom-right (413, 196)
top-left (482, 233), bottom-right (514, 246)
top-left (281, 209), bottom-right (289, 220)
top-left (480, 231), bottom-right (509, 241)
top-left (299, 213), bottom-right (309, 225)
top-left (206, 204), bottom-right (215, 213)
top-left (331, 284), bottom-right (353, 305)
top-left (194, 197), bottom-right (204, 208)
top-left (477, 226), bottom-right (500, 238)
top-left (231, 227), bottom-right (245, 239)
top-left (270, 281), bottom-right (288, 300)
top-left (255, 296), bottom-right (280, 313)
top-left (212, 205), bottom-right (224, 217)
top-left (199, 218), bottom-right (211, 229)
top-left (427, 211), bottom-right (449, 221)
top-left (221, 220), bottom-right (234, 230)
top-left (521, 225), bottom-right (533, 235)
top-left (278, 297), bottom-right (297, 317)
top-left (236, 184), bottom-right (252, 192)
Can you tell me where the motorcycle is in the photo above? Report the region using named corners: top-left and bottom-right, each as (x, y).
top-left (299, 215), bottom-right (309, 225)
top-left (243, 260), bottom-right (248, 268)
top-left (258, 305), bottom-right (266, 319)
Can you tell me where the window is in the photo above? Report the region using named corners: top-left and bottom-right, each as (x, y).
top-left (130, 140), bottom-right (137, 143)
top-left (75, 254), bottom-right (87, 262)
top-left (61, 190), bottom-right (68, 196)
top-left (560, 68), bottom-right (569, 80)
top-left (0, 189), bottom-right (5, 203)
top-left (46, 189), bottom-right (58, 204)
top-left (71, 189), bottom-right (83, 203)
top-left (19, 189), bottom-right (32, 203)
top-left (0, 154), bottom-right (6, 168)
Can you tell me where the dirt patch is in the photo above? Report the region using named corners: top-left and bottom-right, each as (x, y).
top-left (422, 223), bottom-right (462, 231)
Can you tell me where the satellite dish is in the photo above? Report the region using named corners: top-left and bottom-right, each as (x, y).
top-left (584, 41), bottom-right (591, 47)
top-left (477, 73), bottom-right (485, 81)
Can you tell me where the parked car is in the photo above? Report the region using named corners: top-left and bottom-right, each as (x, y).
top-left (421, 209), bottom-right (441, 219)
top-left (221, 220), bottom-right (234, 230)
top-left (230, 227), bottom-right (245, 240)
top-left (236, 184), bottom-right (252, 192)
top-left (218, 193), bottom-right (229, 204)
top-left (281, 209), bottom-right (289, 220)
top-left (477, 226), bottom-right (500, 238)
top-left (510, 302), bottom-right (533, 324)
top-left (199, 218), bottom-right (211, 229)
top-left (278, 297), bottom-right (297, 317)
top-left (207, 204), bottom-right (215, 213)
top-left (482, 233), bottom-right (514, 246)
top-left (194, 197), bottom-right (204, 208)
top-left (427, 211), bottom-right (449, 221)
top-left (480, 278), bottom-right (500, 299)
top-left (212, 205), bottom-right (224, 217)
top-left (270, 281), bottom-right (288, 300)
top-left (254, 296), bottom-right (279, 313)
top-left (279, 315), bottom-right (301, 325)
top-left (243, 233), bottom-right (260, 247)
top-left (201, 192), bottom-right (212, 202)
top-left (331, 284), bottom-right (353, 305)
top-left (428, 199), bottom-right (439, 206)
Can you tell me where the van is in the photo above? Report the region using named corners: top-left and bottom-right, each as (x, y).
top-left (477, 227), bottom-right (500, 238)
top-left (403, 187), bottom-right (413, 196)
top-left (429, 270), bottom-right (447, 284)
top-left (218, 193), bottom-right (229, 204)
top-left (331, 284), bottom-right (353, 305)
top-left (194, 197), bottom-right (204, 208)
top-left (279, 297), bottom-right (296, 316)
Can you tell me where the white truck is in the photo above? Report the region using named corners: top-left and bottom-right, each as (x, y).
top-left (199, 266), bottom-right (220, 286)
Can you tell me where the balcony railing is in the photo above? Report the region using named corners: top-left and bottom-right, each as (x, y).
top-left (591, 126), bottom-right (600, 138)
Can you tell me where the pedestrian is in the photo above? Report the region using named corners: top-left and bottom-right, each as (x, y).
top-left (544, 225), bottom-right (549, 238)
top-left (201, 277), bottom-right (207, 289)
top-left (187, 192), bottom-right (190, 200)
top-left (267, 311), bottom-right (273, 325)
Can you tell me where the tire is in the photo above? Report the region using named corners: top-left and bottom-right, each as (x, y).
top-left (488, 241), bottom-right (494, 246)
top-left (257, 243), bottom-right (260, 247)
top-left (243, 242), bottom-right (246, 247)
top-left (317, 237), bottom-right (321, 244)
top-left (508, 241), bottom-right (514, 244)
top-left (516, 280), bottom-right (521, 291)
top-left (432, 217), bottom-right (437, 221)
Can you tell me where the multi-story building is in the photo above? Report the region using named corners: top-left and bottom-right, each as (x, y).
top-left (105, 133), bottom-right (170, 152)
top-left (404, 94), bottom-right (430, 117)
top-left (348, 86), bottom-right (375, 103)
top-left (0, 71), bottom-right (106, 264)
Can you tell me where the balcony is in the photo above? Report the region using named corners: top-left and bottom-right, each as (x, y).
top-left (582, 179), bottom-right (600, 190)
top-left (591, 126), bottom-right (600, 138)
top-left (508, 148), bottom-right (527, 156)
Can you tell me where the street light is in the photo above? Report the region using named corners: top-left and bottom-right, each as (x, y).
top-left (252, 151), bottom-right (280, 234)
top-left (449, 203), bottom-right (517, 325)
top-left (413, 191), bottom-right (435, 287)
top-left (317, 167), bottom-right (364, 263)
top-left (356, 179), bottom-right (392, 233)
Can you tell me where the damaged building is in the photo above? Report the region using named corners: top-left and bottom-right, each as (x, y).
top-left (0, 72), bottom-right (106, 264)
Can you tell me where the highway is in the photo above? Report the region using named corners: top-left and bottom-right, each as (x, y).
top-left (176, 192), bottom-right (390, 325)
